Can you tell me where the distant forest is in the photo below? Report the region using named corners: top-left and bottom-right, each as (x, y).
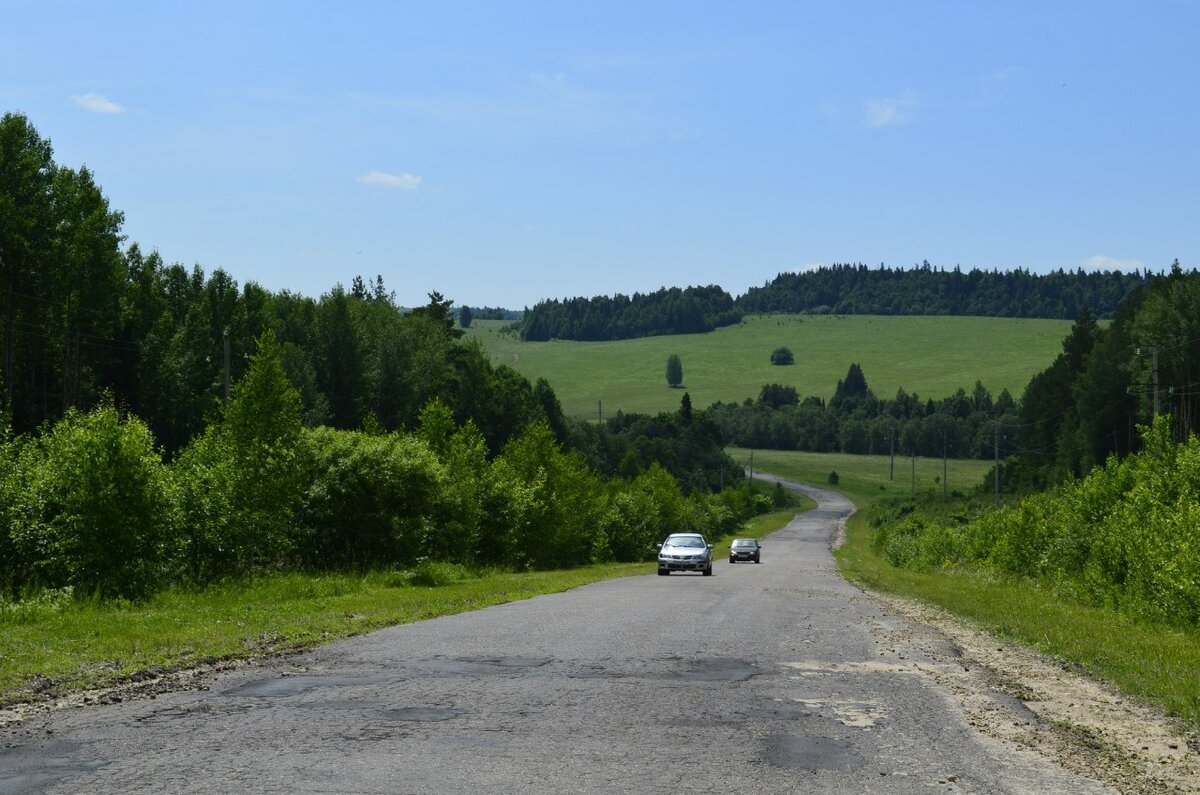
top-left (519, 285), bottom-right (741, 341)
top-left (739, 262), bottom-right (1150, 318)
top-left (517, 263), bottom-right (1157, 341)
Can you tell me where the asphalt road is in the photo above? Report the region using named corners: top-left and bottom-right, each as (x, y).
top-left (1, 480), bottom-right (1114, 794)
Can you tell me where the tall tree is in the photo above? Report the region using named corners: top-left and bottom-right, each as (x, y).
top-left (0, 113), bottom-right (54, 429)
top-left (666, 354), bottom-right (683, 388)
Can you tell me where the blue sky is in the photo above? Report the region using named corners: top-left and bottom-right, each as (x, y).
top-left (3, 1), bottom-right (1197, 309)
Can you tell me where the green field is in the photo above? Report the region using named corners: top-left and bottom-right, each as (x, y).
top-left (467, 314), bottom-right (1073, 418)
top-left (726, 447), bottom-right (997, 502)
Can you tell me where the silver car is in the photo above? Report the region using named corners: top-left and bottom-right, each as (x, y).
top-left (657, 533), bottom-right (714, 576)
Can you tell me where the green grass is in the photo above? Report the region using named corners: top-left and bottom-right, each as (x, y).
top-left (743, 448), bottom-right (1200, 726)
top-left (727, 447), bottom-right (996, 506)
top-left (467, 314), bottom-right (1073, 418)
top-left (0, 564), bottom-right (645, 703)
top-left (0, 510), bottom-right (802, 705)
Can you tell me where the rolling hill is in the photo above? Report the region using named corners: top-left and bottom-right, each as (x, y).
top-left (467, 314), bottom-right (1074, 419)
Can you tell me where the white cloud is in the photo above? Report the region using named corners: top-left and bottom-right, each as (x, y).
top-left (797, 261), bottom-right (828, 272)
top-left (357, 171), bottom-right (422, 190)
top-left (72, 93), bottom-right (126, 114)
top-left (863, 91), bottom-right (916, 127)
top-left (1080, 255), bottom-right (1147, 272)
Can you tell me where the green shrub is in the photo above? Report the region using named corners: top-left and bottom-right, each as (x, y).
top-left (296, 427), bottom-right (446, 569)
top-left (495, 422), bottom-right (605, 569)
top-left (0, 434), bottom-right (20, 594)
top-left (13, 405), bottom-right (172, 599)
top-left (873, 417), bottom-right (1200, 628)
top-left (409, 560), bottom-right (473, 587)
top-left (770, 346), bottom-right (794, 365)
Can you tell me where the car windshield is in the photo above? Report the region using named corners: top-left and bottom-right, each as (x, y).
top-left (667, 537), bottom-right (705, 548)
top-left (732, 540), bottom-right (756, 547)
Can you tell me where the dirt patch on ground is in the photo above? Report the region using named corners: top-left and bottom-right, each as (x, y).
top-left (0, 658), bottom-right (261, 728)
top-left (870, 591), bottom-right (1200, 794)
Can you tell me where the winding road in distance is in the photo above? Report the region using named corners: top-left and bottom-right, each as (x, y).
top-left (1, 479), bottom-right (1114, 794)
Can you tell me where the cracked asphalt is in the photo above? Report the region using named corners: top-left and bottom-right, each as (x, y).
top-left (0, 481), bottom-right (1115, 794)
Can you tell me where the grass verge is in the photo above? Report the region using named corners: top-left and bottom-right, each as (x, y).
top-left (0, 563), bottom-right (645, 704)
top-left (0, 510), bottom-right (801, 707)
top-left (743, 448), bottom-right (1200, 726)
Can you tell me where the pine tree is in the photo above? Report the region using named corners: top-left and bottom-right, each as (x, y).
top-left (666, 354), bottom-right (683, 388)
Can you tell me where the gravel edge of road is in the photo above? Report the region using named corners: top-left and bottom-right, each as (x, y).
top-left (763, 472), bottom-right (1199, 794)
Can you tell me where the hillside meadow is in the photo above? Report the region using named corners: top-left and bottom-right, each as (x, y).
top-left (467, 314), bottom-right (1074, 418)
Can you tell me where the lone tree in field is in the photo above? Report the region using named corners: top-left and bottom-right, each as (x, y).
top-left (666, 354), bottom-right (683, 388)
top-left (770, 346), bottom-right (794, 365)
top-left (459, 305), bottom-right (473, 329)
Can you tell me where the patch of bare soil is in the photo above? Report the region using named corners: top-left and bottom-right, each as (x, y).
top-left (0, 657), bottom-right (261, 729)
top-left (870, 591), bottom-right (1200, 795)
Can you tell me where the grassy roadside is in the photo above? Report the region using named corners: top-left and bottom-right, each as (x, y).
top-left (740, 448), bottom-right (1200, 726)
top-left (1, 509), bottom-right (802, 707)
top-left (0, 564), bottom-right (646, 704)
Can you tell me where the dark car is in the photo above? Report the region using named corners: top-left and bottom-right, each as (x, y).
top-left (728, 538), bottom-right (761, 564)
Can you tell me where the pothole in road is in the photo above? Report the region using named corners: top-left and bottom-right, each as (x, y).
top-left (0, 741), bottom-right (106, 795)
top-left (409, 656), bottom-right (554, 675)
top-left (222, 675), bottom-right (389, 698)
top-left (380, 707), bottom-right (467, 722)
top-left (764, 734), bottom-right (858, 771)
top-left (679, 658), bottom-right (759, 682)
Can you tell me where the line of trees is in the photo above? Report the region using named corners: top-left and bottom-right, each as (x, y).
top-left (709, 366), bottom-right (1017, 460)
top-left (510, 263), bottom-right (1158, 343)
top-left (739, 262), bottom-right (1151, 319)
top-left (0, 337), bottom-right (762, 600)
top-left (518, 285), bottom-right (742, 341)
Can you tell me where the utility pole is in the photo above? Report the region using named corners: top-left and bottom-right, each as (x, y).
top-left (223, 328), bottom-right (231, 409)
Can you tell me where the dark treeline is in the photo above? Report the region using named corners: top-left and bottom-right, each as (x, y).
top-left (739, 262), bottom-right (1151, 319)
top-left (514, 263), bottom-right (1155, 342)
top-left (571, 393), bottom-right (737, 493)
top-left (0, 112), bottom-right (768, 601)
top-left (519, 285), bottom-right (742, 341)
top-left (709, 365), bottom-right (1018, 460)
